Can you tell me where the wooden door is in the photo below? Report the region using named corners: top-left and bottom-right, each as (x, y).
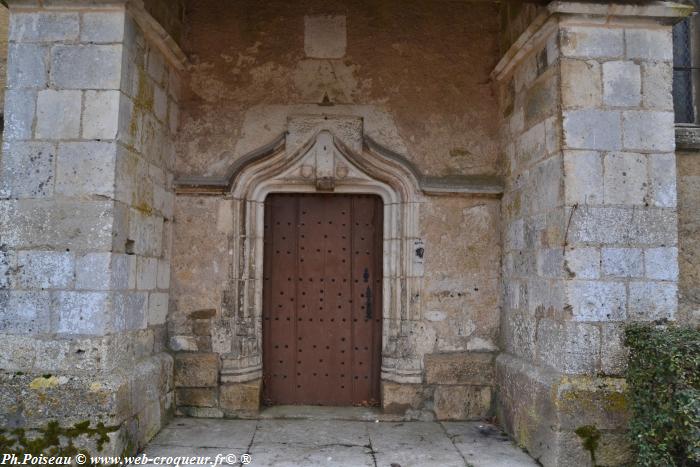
top-left (262, 194), bottom-right (383, 406)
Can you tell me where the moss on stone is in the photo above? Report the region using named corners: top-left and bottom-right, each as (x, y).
top-left (0, 420), bottom-right (120, 459)
top-left (29, 376), bottom-right (59, 390)
top-left (134, 201), bottom-right (153, 215)
top-left (575, 425), bottom-right (601, 465)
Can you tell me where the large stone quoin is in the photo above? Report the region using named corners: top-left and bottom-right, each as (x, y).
top-left (0, 0), bottom-right (696, 465)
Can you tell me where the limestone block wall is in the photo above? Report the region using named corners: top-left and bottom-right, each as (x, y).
top-left (677, 150), bottom-right (700, 327)
top-left (495, 3), bottom-right (686, 466)
top-left (0, 1), bottom-right (181, 453)
top-left (0, 6), bottom-right (8, 119)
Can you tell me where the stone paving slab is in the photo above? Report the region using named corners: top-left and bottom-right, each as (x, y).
top-left (147, 418), bottom-right (258, 449)
top-left (142, 417), bottom-right (537, 467)
top-left (249, 445), bottom-right (374, 467)
top-left (443, 422), bottom-right (538, 467)
top-left (254, 420), bottom-right (369, 447)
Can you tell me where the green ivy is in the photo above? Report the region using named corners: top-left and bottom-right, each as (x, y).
top-left (0, 420), bottom-right (119, 466)
top-left (624, 324), bottom-right (700, 467)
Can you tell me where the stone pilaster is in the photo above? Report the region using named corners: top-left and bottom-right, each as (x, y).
top-left (0, 0), bottom-right (183, 453)
top-left (494, 2), bottom-right (691, 465)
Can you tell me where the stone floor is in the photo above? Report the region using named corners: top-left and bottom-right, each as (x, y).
top-left (143, 410), bottom-right (537, 467)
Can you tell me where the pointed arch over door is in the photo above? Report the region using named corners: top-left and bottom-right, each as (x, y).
top-left (176, 115), bottom-right (429, 402)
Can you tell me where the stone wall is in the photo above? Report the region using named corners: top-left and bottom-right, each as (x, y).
top-left (495, 3), bottom-right (686, 466)
top-left (0, 6), bottom-right (8, 118)
top-left (0, 1), bottom-right (181, 454)
top-left (169, 0), bottom-right (503, 420)
top-left (677, 150), bottom-right (700, 327)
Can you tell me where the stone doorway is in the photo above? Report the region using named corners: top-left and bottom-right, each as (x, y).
top-left (262, 193), bottom-right (383, 406)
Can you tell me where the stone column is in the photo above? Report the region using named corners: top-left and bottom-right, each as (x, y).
top-left (0, 0), bottom-right (182, 453)
top-left (494, 2), bottom-right (690, 466)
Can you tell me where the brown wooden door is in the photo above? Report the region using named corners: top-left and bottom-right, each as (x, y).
top-left (262, 193), bottom-right (383, 406)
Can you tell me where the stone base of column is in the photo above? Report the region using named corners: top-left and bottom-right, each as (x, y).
top-left (495, 353), bottom-right (630, 467)
top-left (0, 352), bottom-right (173, 455)
top-left (220, 379), bottom-right (262, 417)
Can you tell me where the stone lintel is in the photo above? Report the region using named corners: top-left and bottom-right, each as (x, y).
top-left (492, 0), bottom-right (692, 83)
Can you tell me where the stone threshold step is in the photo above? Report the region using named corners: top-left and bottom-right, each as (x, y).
top-left (257, 405), bottom-right (409, 422)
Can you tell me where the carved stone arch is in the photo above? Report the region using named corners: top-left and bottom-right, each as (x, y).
top-left (177, 115), bottom-right (428, 391)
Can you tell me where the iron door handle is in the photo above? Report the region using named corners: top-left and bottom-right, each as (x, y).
top-left (365, 286), bottom-right (372, 320)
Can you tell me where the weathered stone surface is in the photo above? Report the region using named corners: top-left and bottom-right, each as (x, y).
top-left (622, 110), bottom-right (674, 152)
top-left (148, 292), bottom-right (169, 326)
top-left (174, 353), bottom-right (219, 388)
top-left (625, 28), bottom-right (672, 61)
top-left (54, 291), bottom-right (112, 335)
top-left (136, 257), bottom-right (158, 290)
top-left (170, 335), bottom-right (198, 352)
top-left (556, 378), bottom-right (629, 430)
top-left (563, 110), bottom-right (621, 150)
top-left (16, 250), bottom-right (74, 289)
top-left (644, 247), bottom-right (678, 281)
top-left (602, 248), bottom-right (643, 278)
top-left (433, 385), bottom-right (491, 420)
top-left (157, 260), bottom-right (171, 289)
top-left (0, 142), bottom-right (55, 198)
top-left (75, 252), bottom-right (130, 291)
top-left (642, 61), bottom-right (673, 111)
top-left (56, 142), bottom-right (117, 197)
top-left (83, 90), bottom-right (120, 140)
top-left (0, 290), bottom-right (51, 334)
top-left (602, 61), bottom-right (641, 107)
top-left (524, 69), bottom-right (558, 127)
top-left (81, 11), bottom-right (125, 44)
top-left (564, 150), bottom-right (603, 205)
top-left (649, 153), bottom-right (677, 208)
top-left (176, 387), bottom-right (218, 408)
top-left (603, 152), bottom-right (647, 205)
top-left (600, 323), bottom-right (628, 376)
top-left (35, 90), bottom-right (81, 139)
top-left (113, 291), bottom-right (148, 331)
top-left (219, 379), bottom-right (261, 414)
top-left (569, 206), bottom-right (677, 246)
top-left (566, 280), bottom-right (626, 321)
top-left (424, 352), bottom-right (494, 385)
top-left (565, 247), bottom-right (600, 279)
top-left (537, 320), bottom-right (600, 373)
top-left (7, 43), bottom-right (47, 89)
top-left (51, 45), bottom-right (122, 90)
top-left (628, 281), bottom-right (677, 321)
top-left (560, 26), bottom-right (623, 58)
top-left (0, 200), bottom-right (116, 250)
top-left (189, 309), bottom-right (216, 319)
top-left (304, 15), bottom-right (346, 59)
top-left (3, 89), bottom-right (36, 140)
top-left (9, 12), bottom-right (79, 43)
top-left (561, 59), bottom-right (601, 108)
top-left (382, 382), bottom-right (425, 414)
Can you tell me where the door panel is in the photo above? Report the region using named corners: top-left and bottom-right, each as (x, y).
top-left (262, 194), bottom-right (383, 406)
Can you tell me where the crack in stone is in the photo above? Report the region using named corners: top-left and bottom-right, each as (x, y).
top-left (238, 421), bottom-right (259, 466)
top-left (366, 432), bottom-right (378, 467)
top-left (439, 422), bottom-right (471, 467)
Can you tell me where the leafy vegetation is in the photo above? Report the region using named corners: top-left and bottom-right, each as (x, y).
top-left (624, 324), bottom-right (700, 466)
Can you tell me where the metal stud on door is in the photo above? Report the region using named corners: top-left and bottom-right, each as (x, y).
top-left (262, 194), bottom-right (383, 406)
